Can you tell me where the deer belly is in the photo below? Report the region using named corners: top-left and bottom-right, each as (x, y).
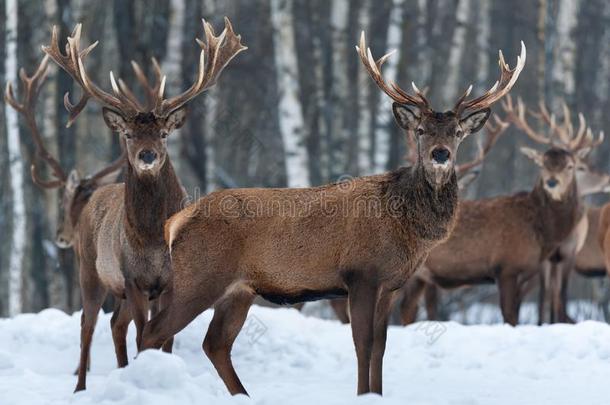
top-left (95, 241), bottom-right (125, 294)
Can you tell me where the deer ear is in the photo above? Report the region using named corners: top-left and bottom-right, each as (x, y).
top-left (520, 146), bottom-right (544, 167)
top-left (102, 108), bottom-right (128, 133)
top-left (575, 147), bottom-right (591, 160)
top-left (165, 106), bottom-right (188, 132)
top-left (392, 103), bottom-right (418, 130)
top-left (460, 108), bottom-right (490, 135)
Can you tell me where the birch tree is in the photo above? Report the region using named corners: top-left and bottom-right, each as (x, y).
top-left (329, 0), bottom-right (349, 178)
top-left (5, 0), bottom-right (24, 316)
top-left (552, 0), bottom-right (581, 102)
top-left (356, 1), bottom-right (372, 175)
top-left (270, 0), bottom-right (309, 187)
top-left (442, 0), bottom-right (471, 105)
top-left (372, 0), bottom-right (403, 173)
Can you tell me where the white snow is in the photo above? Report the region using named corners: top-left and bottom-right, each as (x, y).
top-left (2, 306), bottom-right (610, 405)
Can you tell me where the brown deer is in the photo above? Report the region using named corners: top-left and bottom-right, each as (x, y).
top-left (141, 32), bottom-right (525, 396)
top-left (398, 95), bottom-right (593, 326)
top-left (331, 117), bottom-right (510, 324)
top-left (4, 55), bottom-right (125, 251)
top-left (40, 19), bottom-right (246, 392)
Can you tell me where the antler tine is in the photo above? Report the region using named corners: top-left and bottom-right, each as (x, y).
top-left (157, 17), bottom-right (247, 116)
top-left (456, 115), bottom-right (508, 175)
top-left (43, 24), bottom-right (139, 118)
top-left (356, 31), bottom-right (430, 112)
top-left (5, 55), bottom-right (68, 188)
top-left (131, 58), bottom-right (164, 110)
top-left (455, 41), bottom-right (526, 114)
top-left (501, 94), bottom-right (553, 145)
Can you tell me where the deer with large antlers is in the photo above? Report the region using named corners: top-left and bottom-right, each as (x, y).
top-left (141, 32), bottom-right (525, 395)
top-left (330, 117), bottom-right (510, 324)
top-left (4, 55), bottom-right (125, 251)
top-left (400, 95), bottom-right (606, 326)
top-left (38, 19), bottom-right (246, 392)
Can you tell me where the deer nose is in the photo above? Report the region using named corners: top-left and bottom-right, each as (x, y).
top-left (546, 178), bottom-right (558, 188)
top-left (431, 147), bottom-right (451, 164)
top-left (55, 235), bottom-right (71, 248)
top-left (138, 150), bottom-right (157, 164)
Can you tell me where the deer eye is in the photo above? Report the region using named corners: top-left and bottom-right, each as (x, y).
top-left (161, 131), bottom-right (168, 139)
top-left (416, 128), bottom-right (424, 136)
top-left (123, 132), bottom-right (133, 140)
top-left (567, 164), bottom-right (574, 170)
top-left (456, 130), bottom-right (463, 138)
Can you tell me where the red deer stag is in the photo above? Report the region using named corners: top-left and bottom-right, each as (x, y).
top-left (331, 117), bottom-right (509, 324)
top-left (5, 55), bottom-right (125, 251)
top-left (531, 102), bottom-right (608, 324)
top-left (399, 95), bottom-right (590, 326)
top-left (141, 32), bottom-right (525, 396)
top-left (41, 19), bottom-right (246, 392)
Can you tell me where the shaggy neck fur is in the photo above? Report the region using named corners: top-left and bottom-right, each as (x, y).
top-left (531, 177), bottom-right (580, 258)
top-left (384, 163), bottom-right (459, 241)
top-left (124, 159), bottom-right (185, 248)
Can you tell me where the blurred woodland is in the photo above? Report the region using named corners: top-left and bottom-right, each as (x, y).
top-left (1, 0), bottom-right (609, 319)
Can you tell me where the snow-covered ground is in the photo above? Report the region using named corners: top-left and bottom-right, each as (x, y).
top-left (2, 306), bottom-right (610, 405)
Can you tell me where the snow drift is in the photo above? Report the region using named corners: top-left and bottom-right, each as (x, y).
top-left (1, 306), bottom-right (610, 405)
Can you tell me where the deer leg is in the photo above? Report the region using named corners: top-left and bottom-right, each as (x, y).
top-left (550, 261), bottom-right (561, 324)
top-left (125, 282), bottom-right (149, 352)
top-left (399, 277), bottom-right (425, 325)
top-left (537, 269), bottom-right (546, 325)
top-left (498, 273), bottom-right (519, 326)
top-left (75, 274), bottom-right (107, 392)
top-left (347, 280), bottom-right (378, 395)
top-left (110, 298), bottom-right (132, 368)
top-left (159, 291), bottom-right (174, 353)
top-left (330, 298), bottom-right (350, 324)
top-left (370, 290), bottom-right (395, 395)
top-left (558, 259), bottom-right (574, 323)
top-left (203, 286), bottom-right (255, 396)
top-left (424, 282), bottom-right (439, 321)
top-left (73, 312), bottom-right (91, 375)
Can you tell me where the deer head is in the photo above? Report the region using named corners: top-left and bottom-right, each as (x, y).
top-left (4, 55), bottom-right (125, 248)
top-left (42, 18), bottom-right (246, 179)
top-left (502, 95), bottom-right (607, 200)
top-left (357, 32), bottom-right (525, 188)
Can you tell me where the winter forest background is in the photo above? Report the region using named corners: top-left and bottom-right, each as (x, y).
top-left (0, 0), bottom-right (609, 319)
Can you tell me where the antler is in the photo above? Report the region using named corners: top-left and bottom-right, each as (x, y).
top-left (42, 24), bottom-right (141, 122)
top-left (501, 94), bottom-right (554, 145)
top-left (454, 42), bottom-right (526, 114)
top-left (356, 31), bottom-right (431, 112)
top-left (156, 17), bottom-right (247, 116)
top-left (5, 55), bottom-right (69, 188)
top-left (456, 115), bottom-right (509, 175)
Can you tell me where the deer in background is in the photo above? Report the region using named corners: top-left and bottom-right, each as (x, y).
top-left (141, 32), bottom-right (525, 396)
top-left (524, 101), bottom-right (608, 324)
top-left (331, 117), bottom-right (510, 324)
top-left (5, 55), bottom-right (125, 251)
top-left (398, 95), bottom-right (591, 326)
top-left (41, 19), bottom-right (246, 392)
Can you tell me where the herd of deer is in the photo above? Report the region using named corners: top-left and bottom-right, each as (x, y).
top-left (4, 17), bottom-right (610, 397)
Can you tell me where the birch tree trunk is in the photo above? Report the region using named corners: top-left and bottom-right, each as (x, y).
top-left (329, 0), bottom-right (349, 178)
top-left (552, 0), bottom-right (581, 102)
top-left (442, 0), bottom-right (471, 105)
top-left (373, 0), bottom-right (403, 173)
top-left (270, 0), bottom-right (309, 188)
top-left (356, 1), bottom-right (371, 175)
top-left (5, 0), bottom-right (24, 316)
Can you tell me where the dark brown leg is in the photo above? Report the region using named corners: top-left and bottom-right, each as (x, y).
top-left (370, 290), bottom-right (395, 395)
top-left (399, 277), bottom-right (426, 325)
top-left (424, 283), bottom-right (438, 321)
top-left (348, 280), bottom-right (377, 395)
top-left (537, 268), bottom-right (546, 325)
top-left (203, 287), bottom-right (255, 396)
top-left (159, 291), bottom-right (174, 353)
top-left (110, 298), bottom-right (132, 368)
top-left (125, 281), bottom-right (149, 352)
top-left (75, 270), bottom-right (107, 392)
top-left (558, 258), bottom-right (574, 323)
top-left (498, 273), bottom-right (519, 326)
top-left (330, 298), bottom-right (350, 324)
